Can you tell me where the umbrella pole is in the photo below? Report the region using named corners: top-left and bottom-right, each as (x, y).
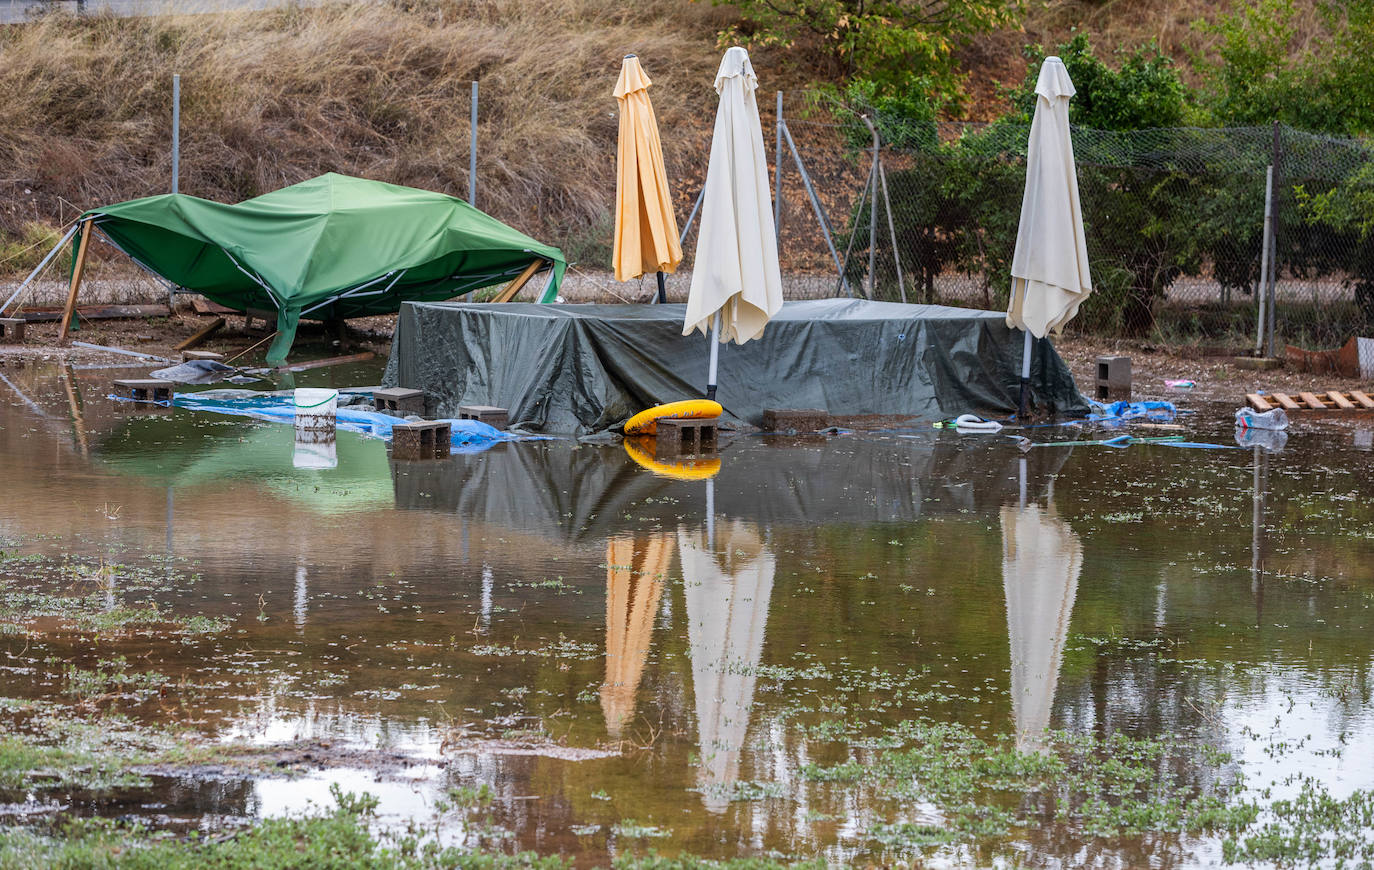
top-left (1018, 329), bottom-right (1033, 420)
top-left (656, 271), bottom-right (667, 304)
top-left (706, 311), bottom-right (721, 401)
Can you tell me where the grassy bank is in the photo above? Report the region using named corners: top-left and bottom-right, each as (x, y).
top-left (0, 0), bottom-right (743, 274)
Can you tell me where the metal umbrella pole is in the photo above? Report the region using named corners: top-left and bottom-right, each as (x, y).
top-left (706, 312), bottom-right (721, 400)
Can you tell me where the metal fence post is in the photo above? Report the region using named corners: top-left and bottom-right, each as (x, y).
top-left (1268, 122), bottom-right (1282, 357)
top-left (469, 81), bottom-right (479, 208)
top-left (1256, 165), bottom-right (1273, 357)
top-left (867, 117), bottom-right (878, 300)
top-left (171, 74), bottom-right (180, 195)
top-left (773, 91), bottom-right (783, 249)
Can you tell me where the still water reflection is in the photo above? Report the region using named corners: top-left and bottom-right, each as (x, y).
top-left (1, 361), bottom-right (1373, 865)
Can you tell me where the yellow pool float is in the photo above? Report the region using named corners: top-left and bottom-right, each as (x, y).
top-left (622, 399), bottom-right (723, 436)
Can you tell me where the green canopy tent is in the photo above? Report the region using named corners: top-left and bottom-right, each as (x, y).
top-left (62, 173), bottom-right (567, 363)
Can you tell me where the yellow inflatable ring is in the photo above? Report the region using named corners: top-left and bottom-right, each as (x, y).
top-left (623, 399), bottom-right (723, 436)
top-left (623, 437), bottom-right (722, 480)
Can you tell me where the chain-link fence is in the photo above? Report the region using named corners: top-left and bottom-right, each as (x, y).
top-left (767, 96), bottom-right (1374, 352)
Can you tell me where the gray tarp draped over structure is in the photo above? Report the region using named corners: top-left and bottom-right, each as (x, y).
top-left (383, 299), bottom-right (1086, 434)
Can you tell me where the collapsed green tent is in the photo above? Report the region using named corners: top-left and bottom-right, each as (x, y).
top-left (79, 173), bottom-right (566, 363)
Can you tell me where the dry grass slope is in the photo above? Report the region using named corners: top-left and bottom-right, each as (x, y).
top-left (0, 0), bottom-right (739, 273)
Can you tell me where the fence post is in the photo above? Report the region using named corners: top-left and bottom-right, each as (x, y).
top-left (773, 91), bottom-right (783, 249)
top-left (867, 117), bottom-right (878, 300)
top-left (171, 74), bottom-right (180, 195)
top-left (1256, 165), bottom-right (1273, 357)
top-left (469, 81), bottom-right (479, 208)
top-left (1267, 122), bottom-right (1282, 357)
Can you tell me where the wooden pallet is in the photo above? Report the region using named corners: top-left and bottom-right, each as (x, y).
top-left (1248, 390), bottom-right (1374, 411)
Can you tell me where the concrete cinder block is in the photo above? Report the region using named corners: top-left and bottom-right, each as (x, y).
top-left (1095, 356), bottom-right (1131, 402)
top-left (761, 408), bottom-right (828, 433)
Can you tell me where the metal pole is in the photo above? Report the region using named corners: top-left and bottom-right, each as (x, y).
top-left (835, 159), bottom-right (876, 299)
top-left (773, 90), bottom-right (783, 249)
top-left (781, 120), bottom-right (851, 296)
top-left (1255, 165), bottom-right (1273, 357)
top-left (1, 223), bottom-right (80, 315)
top-left (469, 81), bottom-right (479, 207)
top-left (866, 117), bottom-right (878, 300)
top-left (1018, 327), bottom-right (1033, 420)
top-left (706, 311), bottom-right (721, 400)
top-left (879, 161), bottom-right (906, 304)
top-left (679, 185), bottom-right (706, 246)
top-left (655, 271), bottom-right (666, 304)
top-left (1268, 122), bottom-right (1282, 358)
top-left (171, 74), bottom-right (181, 195)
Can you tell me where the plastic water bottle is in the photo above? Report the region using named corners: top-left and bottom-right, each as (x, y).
top-left (1235, 407), bottom-right (1288, 430)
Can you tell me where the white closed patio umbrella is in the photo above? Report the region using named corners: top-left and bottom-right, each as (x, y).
top-left (1008, 56), bottom-right (1092, 418)
top-left (683, 46), bottom-right (783, 400)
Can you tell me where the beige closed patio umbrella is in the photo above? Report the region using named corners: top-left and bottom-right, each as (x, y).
top-left (683, 46), bottom-right (783, 400)
top-left (613, 54), bottom-right (682, 303)
top-left (1001, 499), bottom-right (1082, 753)
top-left (1008, 56), bottom-right (1092, 417)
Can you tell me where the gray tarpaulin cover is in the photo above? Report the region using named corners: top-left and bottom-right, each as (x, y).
top-left (383, 299), bottom-right (1086, 434)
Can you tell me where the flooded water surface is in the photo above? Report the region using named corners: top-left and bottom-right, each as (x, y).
top-left (1, 360), bottom-right (1373, 867)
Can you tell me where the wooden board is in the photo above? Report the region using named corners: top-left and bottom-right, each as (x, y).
top-left (23, 304), bottom-right (171, 322)
top-left (1351, 391), bottom-right (1374, 410)
top-left (174, 317), bottom-right (225, 351)
top-left (1246, 393), bottom-right (1274, 411)
top-left (271, 351), bottom-right (375, 372)
top-left (1270, 393), bottom-right (1303, 411)
top-left (1326, 390), bottom-right (1356, 409)
top-left (1298, 391), bottom-right (1330, 410)
top-left (191, 297), bottom-right (239, 316)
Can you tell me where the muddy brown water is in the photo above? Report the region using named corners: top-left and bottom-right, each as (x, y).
top-left (1, 359), bottom-right (1373, 866)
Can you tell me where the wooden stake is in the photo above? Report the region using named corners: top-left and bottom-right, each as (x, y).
top-left (490, 260), bottom-right (544, 304)
top-left (174, 316), bottom-right (225, 351)
top-left (58, 220), bottom-right (93, 341)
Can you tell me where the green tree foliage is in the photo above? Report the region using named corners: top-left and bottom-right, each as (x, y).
top-left (1201, 0), bottom-right (1374, 136)
top-left (1007, 34), bottom-right (1188, 131)
top-left (718, 0), bottom-right (1025, 107)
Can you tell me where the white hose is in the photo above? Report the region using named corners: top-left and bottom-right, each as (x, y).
top-left (954, 414), bottom-right (1003, 433)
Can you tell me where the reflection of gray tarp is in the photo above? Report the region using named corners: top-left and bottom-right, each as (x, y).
top-left (391, 436), bottom-right (1069, 541)
top-left (383, 300), bottom-right (1087, 434)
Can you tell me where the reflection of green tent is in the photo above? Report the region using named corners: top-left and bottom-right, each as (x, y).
top-left (99, 419), bottom-right (394, 514)
top-left (77, 174), bottom-right (566, 363)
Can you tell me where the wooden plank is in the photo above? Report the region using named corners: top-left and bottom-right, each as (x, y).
top-left (190, 296), bottom-right (238, 316)
top-left (23, 304), bottom-right (171, 322)
top-left (1326, 390), bottom-right (1356, 410)
top-left (1298, 391), bottom-right (1329, 410)
top-left (1350, 390), bottom-right (1374, 409)
top-left (1270, 392), bottom-right (1303, 411)
top-left (1246, 393), bottom-right (1275, 412)
top-left (490, 260), bottom-right (544, 304)
top-left (58, 220), bottom-right (93, 341)
top-left (174, 317), bottom-right (225, 351)
top-left (271, 351), bottom-right (375, 373)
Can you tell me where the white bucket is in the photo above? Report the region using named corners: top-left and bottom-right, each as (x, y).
top-left (294, 388), bottom-right (338, 433)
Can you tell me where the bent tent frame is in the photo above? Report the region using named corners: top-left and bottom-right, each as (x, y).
top-left (1, 214), bottom-right (558, 347)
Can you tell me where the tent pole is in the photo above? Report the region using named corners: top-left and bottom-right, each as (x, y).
top-left (706, 311), bottom-right (721, 401)
top-left (1018, 328), bottom-right (1033, 420)
top-left (656, 270), bottom-right (666, 304)
top-left (59, 220), bottom-right (93, 341)
top-left (1, 222), bottom-right (80, 316)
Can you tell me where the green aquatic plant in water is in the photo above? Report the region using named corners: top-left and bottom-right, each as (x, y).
top-left (800, 719), bottom-right (1260, 847)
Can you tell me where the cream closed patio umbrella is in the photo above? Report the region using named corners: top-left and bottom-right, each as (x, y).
top-left (1008, 56), bottom-right (1092, 418)
top-left (683, 46), bottom-right (783, 400)
top-left (613, 54), bottom-right (682, 303)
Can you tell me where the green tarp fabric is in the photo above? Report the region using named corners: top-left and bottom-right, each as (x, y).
top-left (80, 173), bottom-right (567, 363)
